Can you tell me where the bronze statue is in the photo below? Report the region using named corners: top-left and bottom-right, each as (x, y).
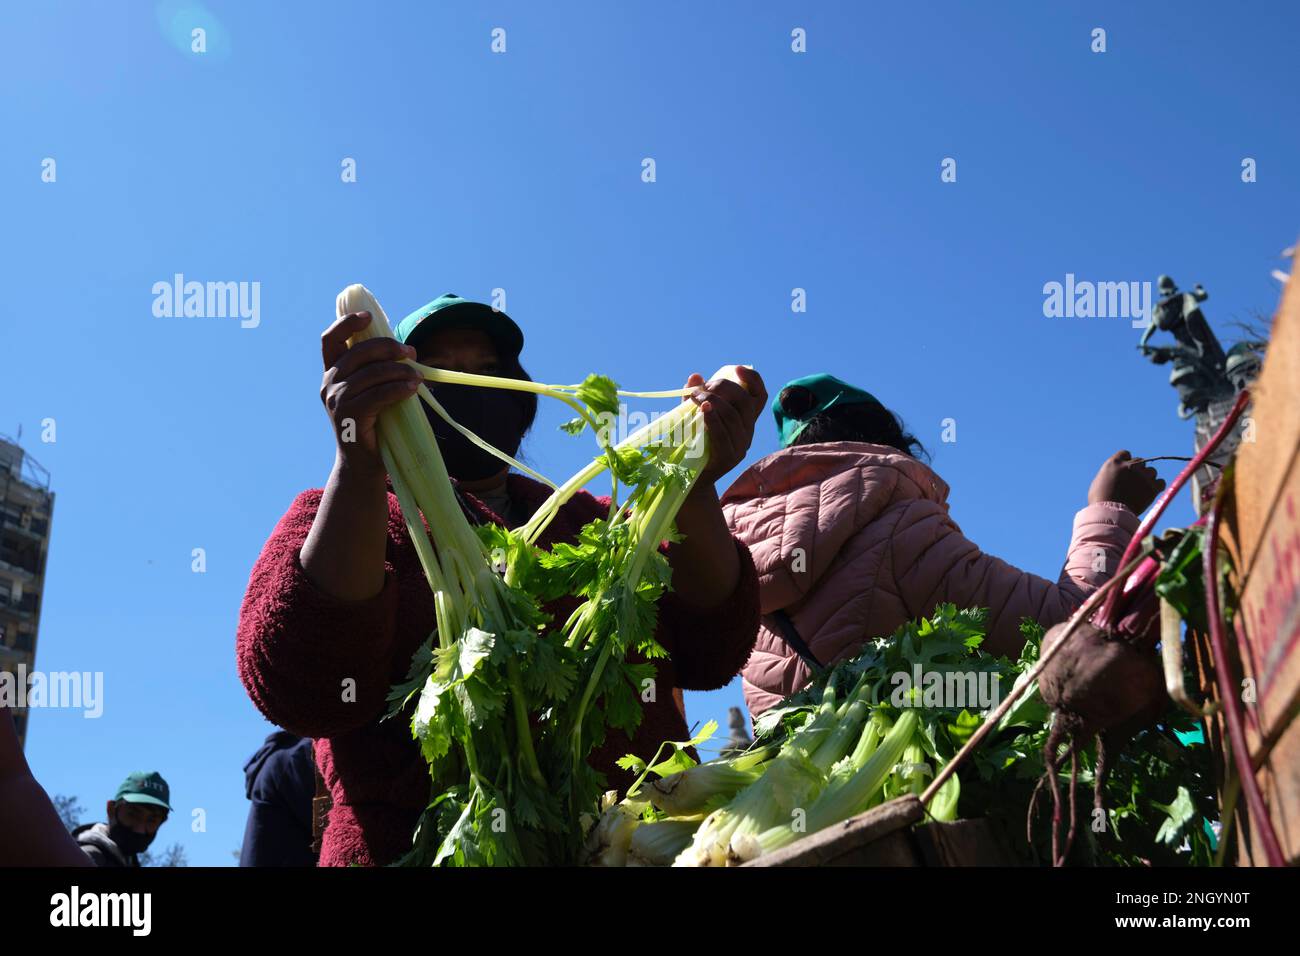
top-left (1138, 276), bottom-right (1233, 418)
top-left (1137, 273), bottom-right (1267, 514)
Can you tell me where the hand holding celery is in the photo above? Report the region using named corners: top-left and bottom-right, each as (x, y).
top-left (334, 284), bottom-right (754, 866)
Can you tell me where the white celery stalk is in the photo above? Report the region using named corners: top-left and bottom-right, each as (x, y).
top-left (734, 708), bottom-right (921, 863)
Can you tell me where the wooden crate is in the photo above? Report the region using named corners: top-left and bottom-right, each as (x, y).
top-left (742, 795), bottom-right (1022, 866)
top-left (1219, 249), bottom-right (1300, 865)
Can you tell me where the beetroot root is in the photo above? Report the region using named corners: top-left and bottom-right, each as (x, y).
top-left (1034, 616), bottom-right (1168, 864)
top-left (1039, 618), bottom-right (1168, 741)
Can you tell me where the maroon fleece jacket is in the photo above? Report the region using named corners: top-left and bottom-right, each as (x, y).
top-left (236, 473), bottom-right (759, 867)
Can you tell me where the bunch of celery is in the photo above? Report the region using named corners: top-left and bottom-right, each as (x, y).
top-left (584, 720), bottom-right (774, 866)
top-left (676, 605), bottom-right (1002, 865)
top-left (336, 285), bottom-right (746, 866)
top-left (595, 603), bottom-right (1220, 867)
top-left (586, 605), bottom-right (1024, 866)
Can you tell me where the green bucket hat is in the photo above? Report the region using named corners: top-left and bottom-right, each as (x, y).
top-left (113, 771), bottom-right (172, 811)
top-left (773, 373), bottom-right (882, 448)
top-left (394, 293), bottom-right (524, 360)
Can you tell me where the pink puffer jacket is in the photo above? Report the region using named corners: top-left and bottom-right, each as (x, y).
top-left (721, 443), bottom-right (1140, 717)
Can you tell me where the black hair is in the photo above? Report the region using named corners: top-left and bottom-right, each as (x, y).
top-left (781, 385), bottom-right (928, 461)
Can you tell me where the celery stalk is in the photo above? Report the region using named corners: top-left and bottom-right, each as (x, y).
top-left (646, 753), bottom-right (771, 816)
top-left (628, 818), bottom-right (705, 866)
top-left (735, 709), bottom-right (921, 863)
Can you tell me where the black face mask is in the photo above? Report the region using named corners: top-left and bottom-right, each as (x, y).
top-left (426, 383), bottom-right (528, 481)
top-left (109, 813), bottom-right (157, 856)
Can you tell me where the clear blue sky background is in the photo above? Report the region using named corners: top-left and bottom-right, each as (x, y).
top-left (2, 1), bottom-right (1297, 866)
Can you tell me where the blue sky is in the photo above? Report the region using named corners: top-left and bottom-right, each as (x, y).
top-left (2, 1), bottom-right (1296, 866)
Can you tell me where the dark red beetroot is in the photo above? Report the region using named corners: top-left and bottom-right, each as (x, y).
top-left (1039, 596), bottom-right (1167, 742)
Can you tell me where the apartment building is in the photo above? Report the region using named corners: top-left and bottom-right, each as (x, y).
top-left (0, 436), bottom-right (55, 749)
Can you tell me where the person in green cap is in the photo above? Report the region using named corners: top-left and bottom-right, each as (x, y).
top-left (72, 770), bottom-right (172, 867)
top-left (237, 293), bottom-right (768, 866)
top-left (721, 373), bottom-right (1166, 717)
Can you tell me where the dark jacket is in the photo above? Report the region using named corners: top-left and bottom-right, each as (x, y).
top-left (236, 474), bottom-right (760, 866)
top-left (72, 822), bottom-right (139, 868)
top-left (239, 731), bottom-right (316, 866)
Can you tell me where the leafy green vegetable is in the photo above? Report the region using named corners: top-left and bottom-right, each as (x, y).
top-left (1154, 527), bottom-right (1209, 633)
top-left (388, 362), bottom-right (722, 866)
top-left (603, 604), bottom-right (1219, 867)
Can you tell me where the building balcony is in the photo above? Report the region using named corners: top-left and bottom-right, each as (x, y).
top-left (0, 592), bottom-right (37, 617)
top-left (0, 556), bottom-right (36, 582)
top-left (0, 518), bottom-right (46, 544)
top-left (8, 630), bottom-right (35, 653)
